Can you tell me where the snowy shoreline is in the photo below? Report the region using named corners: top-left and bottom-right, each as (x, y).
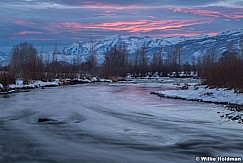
top-left (151, 85), bottom-right (243, 107)
top-left (0, 77), bottom-right (112, 94)
top-left (119, 76), bottom-right (243, 107)
top-left (2, 76), bottom-right (243, 109)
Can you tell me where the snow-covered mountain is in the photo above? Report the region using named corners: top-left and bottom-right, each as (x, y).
top-left (56, 29), bottom-right (243, 64)
top-left (1, 29), bottom-right (243, 65)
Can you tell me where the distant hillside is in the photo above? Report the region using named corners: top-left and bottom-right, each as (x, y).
top-left (52, 29), bottom-right (242, 64)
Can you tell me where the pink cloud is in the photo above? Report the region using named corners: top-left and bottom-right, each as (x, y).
top-left (52, 19), bottom-right (212, 33)
top-left (170, 8), bottom-right (243, 19)
top-left (14, 19), bottom-right (35, 25)
top-left (152, 31), bottom-right (219, 37)
top-left (96, 13), bottom-right (117, 17)
top-left (81, 3), bottom-right (142, 10)
top-left (18, 30), bottom-right (43, 35)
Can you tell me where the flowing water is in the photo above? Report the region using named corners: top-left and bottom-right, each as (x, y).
top-left (0, 83), bottom-right (242, 163)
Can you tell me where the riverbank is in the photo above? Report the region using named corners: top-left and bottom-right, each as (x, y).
top-left (2, 76), bottom-right (243, 108)
top-left (121, 76), bottom-right (243, 107)
top-left (0, 77), bottom-right (112, 94)
top-left (151, 84), bottom-right (243, 107)
top-left (148, 81), bottom-right (243, 123)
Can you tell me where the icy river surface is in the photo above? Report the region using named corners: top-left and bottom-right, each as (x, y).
top-left (0, 83), bottom-right (243, 163)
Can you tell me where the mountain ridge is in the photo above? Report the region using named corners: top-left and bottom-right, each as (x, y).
top-left (1, 29), bottom-right (243, 65)
top-left (58, 29), bottom-right (243, 64)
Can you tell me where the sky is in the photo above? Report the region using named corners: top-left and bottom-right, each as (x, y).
top-left (0, 0), bottom-right (243, 54)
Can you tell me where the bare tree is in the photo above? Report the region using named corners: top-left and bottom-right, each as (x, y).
top-left (103, 43), bottom-right (129, 77)
top-left (86, 41), bottom-right (97, 75)
top-left (151, 48), bottom-right (163, 73)
top-left (166, 48), bottom-right (178, 72)
top-left (202, 48), bottom-right (217, 66)
top-left (133, 49), bottom-right (140, 74)
top-left (52, 43), bottom-right (58, 62)
top-left (201, 50), bottom-right (243, 89)
top-left (10, 42), bottom-right (43, 80)
top-left (133, 44), bottom-right (148, 75)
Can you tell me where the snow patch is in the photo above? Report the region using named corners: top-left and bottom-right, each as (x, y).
top-left (154, 85), bottom-right (243, 105)
top-left (8, 80), bottom-right (60, 89)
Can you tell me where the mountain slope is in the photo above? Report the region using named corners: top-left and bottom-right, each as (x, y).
top-left (0, 52), bottom-right (9, 66)
top-left (58, 29), bottom-right (243, 64)
top-left (1, 29), bottom-right (243, 65)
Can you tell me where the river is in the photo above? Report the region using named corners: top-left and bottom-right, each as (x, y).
top-left (0, 83), bottom-right (242, 163)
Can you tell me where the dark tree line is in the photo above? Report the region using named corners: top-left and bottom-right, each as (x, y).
top-left (102, 44), bottom-right (129, 78)
top-left (0, 42), bottom-right (88, 84)
top-left (200, 50), bottom-right (243, 90)
top-left (0, 42), bottom-right (196, 84)
top-left (1, 41), bottom-right (243, 91)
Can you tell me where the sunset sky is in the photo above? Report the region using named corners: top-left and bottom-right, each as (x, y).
top-left (0, 0), bottom-right (243, 53)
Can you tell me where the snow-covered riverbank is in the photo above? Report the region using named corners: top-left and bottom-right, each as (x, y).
top-left (152, 85), bottom-right (243, 106)
top-left (0, 77), bottom-right (112, 93)
top-left (2, 76), bottom-right (243, 108)
top-left (0, 80), bottom-right (61, 94)
top-left (10, 80), bottom-right (60, 89)
top-left (120, 76), bottom-right (243, 106)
